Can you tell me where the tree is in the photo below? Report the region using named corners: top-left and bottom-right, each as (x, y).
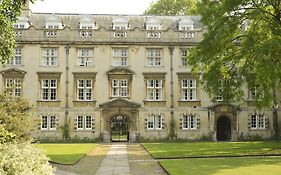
top-left (0, 0), bottom-right (34, 65)
top-left (144, 0), bottom-right (198, 15)
top-left (189, 0), bottom-right (281, 139)
top-left (0, 92), bottom-right (33, 141)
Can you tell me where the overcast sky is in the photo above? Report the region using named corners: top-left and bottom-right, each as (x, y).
top-left (30, 0), bottom-right (154, 15)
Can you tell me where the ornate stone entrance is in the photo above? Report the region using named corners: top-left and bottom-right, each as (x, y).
top-left (110, 115), bottom-right (129, 142)
top-left (99, 98), bottom-right (141, 142)
top-left (209, 104), bottom-right (239, 141)
top-left (217, 116), bottom-right (231, 141)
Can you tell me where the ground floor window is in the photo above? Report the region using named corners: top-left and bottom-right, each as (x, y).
top-left (249, 113), bottom-right (267, 130)
top-left (40, 115), bottom-right (58, 130)
top-left (179, 113), bottom-right (200, 130)
top-left (75, 115), bottom-right (94, 131)
top-left (145, 114), bottom-right (164, 130)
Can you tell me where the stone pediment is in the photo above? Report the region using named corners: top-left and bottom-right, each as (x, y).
top-left (208, 103), bottom-right (239, 113)
top-left (0, 68), bottom-right (26, 78)
top-left (99, 98), bottom-right (141, 109)
top-left (106, 67), bottom-right (134, 75)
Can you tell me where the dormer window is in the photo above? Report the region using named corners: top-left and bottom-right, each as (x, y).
top-left (112, 18), bottom-right (129, 30)
top-left (178, 18), bottom-right (194, 30)
top-left (45, 16), bottom-right (63, 29)
top-left (79, 16), bottom-right (96, 29)
top-left (14, 16), bottom-right (29, 29)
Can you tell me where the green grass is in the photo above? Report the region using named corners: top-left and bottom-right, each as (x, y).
top-left (37, 143), bottom-right (96, 164)
top-left (142, 141), bottom-right (281, 158)
top-left (160, 157), bottom-right (281, 175)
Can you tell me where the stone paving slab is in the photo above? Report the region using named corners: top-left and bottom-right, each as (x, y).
top-left (95, 143), bottom-right (130, 175)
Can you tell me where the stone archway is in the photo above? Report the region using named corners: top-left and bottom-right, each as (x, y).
top-left (217, 116), bottom-right (231, 141)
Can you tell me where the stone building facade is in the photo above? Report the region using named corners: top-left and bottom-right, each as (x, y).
top-left (0, 4), bottom-right (279, 142)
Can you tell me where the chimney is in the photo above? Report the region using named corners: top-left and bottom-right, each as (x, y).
top-left (21, 1), bottom-right (32, 17)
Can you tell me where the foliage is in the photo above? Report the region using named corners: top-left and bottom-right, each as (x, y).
top-left (0, 91), bottom-right (32, 141)
top-left (0, 0), bottom-right (35, 65)
top-left (0, 142), bottom-right (54, 175)
top-left (60, 121), bottom-right (71, 142)
top-left (38, 143), bottom-right (96, 164)
top-left (144, 0), bottom-right (198, 15)
top-left (189, 0), bottom-right (281, 107)
top-left (142, 141), bottom-right (281, 158)
top-left (0, 123), bottom-right (16, 144)
top-left (160, 157), bottom-right (281, 175)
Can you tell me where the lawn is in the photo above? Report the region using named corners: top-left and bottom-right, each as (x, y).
top-left (160, 157), bottom-right (281, 175)
top-left (37, 143), bottom-right (96, 164)
top-left (142, 141), bottom-right (281, 158)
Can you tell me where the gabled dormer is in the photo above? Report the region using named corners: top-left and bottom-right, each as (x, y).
top-left (112, 17), bottom-right (129, 30)
top-left (79, 16), bottom-right (96, 29)
top-left (45, 15), bottom-right (63, 29)
top-left (178, 18), bottom-right (194, 30)
top-left (146, 18), bottom-right (161, 30)
top-left (14, 16), bottom-right (30, 29)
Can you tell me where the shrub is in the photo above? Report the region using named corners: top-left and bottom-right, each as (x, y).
top-left (0, 142), bottom-right (54, 175)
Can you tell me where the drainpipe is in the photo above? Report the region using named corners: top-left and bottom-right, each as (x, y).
top-left (169, 46), bottom-right (175, 139)
top-left (65, 45), bottom-right (70, 130)
top-left (273, 88), bottom-right (279, 140)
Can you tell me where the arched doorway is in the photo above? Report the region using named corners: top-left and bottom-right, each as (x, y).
top-left (110, 115), bottom-right (129, 142)
top-left (217, 116), bottom-right (231, 141)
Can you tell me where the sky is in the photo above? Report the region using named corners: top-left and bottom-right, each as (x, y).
top-left (30, 0), bottom-right (154, 15)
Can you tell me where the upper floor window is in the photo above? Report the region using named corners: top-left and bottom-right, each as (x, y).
top-left (41, 115), bottom-right (58, 131)
top-left (146, 49), bottom-right (162, 66)
top-left (180, 114), bottom-right (199, 130)
top-left (180, 49), bottom-right (188, 67)
top-left (181, 79), bottom-right (197, 101)
top-left (41, 79), bottom-right (57, 101)
top-left (146, 79), bottom-right (163, 101)
top-left (9, 48), bottom-right (22, 66)
top-left (77, 49), bottom-right (93, 66)
top-left (5, 78), bottom-right (22, 97)
top-left (112, 49), bottom-right (128, 66)
top-left (77, 79), bottom-right (93, 101)
top-left (112, 79), bottom-right (128, 97)
top-left (216, 80), bottom-right (223, 102)
top-left (42, 48), bottom-right (57, 66)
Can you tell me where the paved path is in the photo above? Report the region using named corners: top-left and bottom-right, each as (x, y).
top-left (53, 143), bottom-right (166, 175)
top-left (95, 143), bottom-right (130, 175)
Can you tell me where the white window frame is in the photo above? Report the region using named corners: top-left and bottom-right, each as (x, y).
top-left (181, 79), bottom-right (197, 101)
top-left (42, 48), bottom-right (57, 66)
top-left (77, 79), bottom-right (92, 101)
top-left (9, 48), bottom-right (22, 66)
top-left (41, 79), bottom-right (57, 101)
top-left (5, 78), bottom-right (22, 97)
top-left (111, 79), bottom-right (128, 97)
top-left (146, 49), bottom-right (162, 66)
top-left (112, 49), bottom-right (128, 66)
top-left (76, 115), bottom-right (93, 130)
top-left (146, 114), bottom-right (163, 130)
top-left (41, 115), bottom-right (57, 130)
top-left (146, 79), bottom-right (163, 101)
top-left (180, 49), bottom-right (188, 67)
top-left (77, 49), bottom-right (93, 66)
top-left (182, 114), bottom-right (197, 130)
top-left (250, 113), bottom-right (265, 130)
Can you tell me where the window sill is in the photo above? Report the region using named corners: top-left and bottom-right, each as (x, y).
top-left (75, 65), bottom-right (95, 67)
top-left (143, 99), bottom-right (166, 102)
top-left (74, 130), bottom-right (95, 132)
top-left (37, 99), bottom-right (61, 102)
top-left (180, 129), bottom-right (199, 131)
top-left (40, 130), bottom-right (58, 132)
top-left (73, 99), bottom-right (97, 102)
top-left (144, 65), bottom-right (165, 68)
top-left (249, 128), bottom-right (268, 131)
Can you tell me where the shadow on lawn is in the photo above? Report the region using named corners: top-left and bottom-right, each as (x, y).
top-left (160, 157), bottom-right (281, 175)
top-left (51, 144), bottom-right (111, 175)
